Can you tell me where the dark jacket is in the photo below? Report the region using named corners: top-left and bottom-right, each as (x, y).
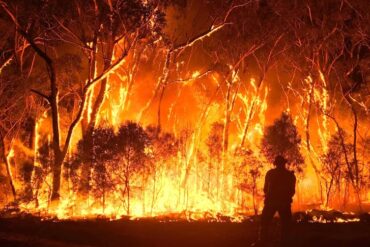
top-left (263, 167), bottom-right (296, 205)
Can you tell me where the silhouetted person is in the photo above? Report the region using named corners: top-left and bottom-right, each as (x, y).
top-left (253, 155), bottom-right (296, 246)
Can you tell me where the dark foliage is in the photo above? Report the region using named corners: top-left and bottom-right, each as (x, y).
top-left (206, 122), bottom-right (223, 163)
top-left (261, 112), bottom-right (304, 172)
top-left (116, 121), bottom-right (150, 170)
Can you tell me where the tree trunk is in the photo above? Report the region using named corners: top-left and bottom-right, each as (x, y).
top-left (157, 51), bottom-right (171, 131)
top-left (125, 158), bottom-right (131, 216)
top-left (252, 183), bottom-right (257, 215)
top-left (51, 154), bottom-right (63, 201)
top-left (223, 84), bottom-right (232, 155)
top-left (305, 81), bottom-right (324, 204)
top-left (239, 76), bottom-right (263, 148)
top-left (151, 169), bottom-right (157, 216)
top-left (79, 39), bottom-right (114, 197)
top-left (24, 117), bottom-right (36, 200)
top-left (22, 32), bottom-right (62, 203)
top-left (87, 39), bottom-right (113, 130)
top-left (325, 177), bottom-right (334, 208)
top-left (123, 46), bottom-right (145, 111)
top-left (0, 136), bottom-right (16, 200)
top-left (126, 179), bottom-right (130, 216)
top-left (42, 53), bottom-right (63, 202)
top-left (157, 85), bottom-right (166, 133)
top-left (351, 106), bottom-right (359, 185)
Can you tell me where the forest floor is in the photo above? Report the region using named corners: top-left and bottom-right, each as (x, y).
top-left (0, 217), bottom-right (370, 247)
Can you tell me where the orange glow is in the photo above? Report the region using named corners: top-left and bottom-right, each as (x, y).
top-left (7, 34), bottom-right (368, 223)
top-left (16, 64), bottom-right (367, 221)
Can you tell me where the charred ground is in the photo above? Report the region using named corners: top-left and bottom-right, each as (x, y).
top-left (0, 213), bottom-right (370, 247)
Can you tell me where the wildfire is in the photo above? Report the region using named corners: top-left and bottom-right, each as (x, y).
top-left (0, 0), bottom-right (369, 224)
top-left (9, 65), bottom-right (367, 221)
top-left (303, 209), bottom-right (361, 224)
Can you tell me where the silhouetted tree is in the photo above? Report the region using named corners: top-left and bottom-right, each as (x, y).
top-left (90, 128), bottom-right (117, 210)
top-left (261, 112), bottom-right (304, 172)
top-left (321, 130), bottom-right (352, 208)
top-left (68, 127), bottom-right (118, 210)
top-left (116, 121), bottom-right (150, 215)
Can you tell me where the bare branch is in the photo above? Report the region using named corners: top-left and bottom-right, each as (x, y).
top-left (0, 56), bottom-right (13, 75)
top-left (168, 69), bottom-right (213, 85)
top-left (30, 89), bottom-right (50, 103)
top-left (223, 1), bottom-right (253, 23)
top-left (172, 23), bottom-right (229, 53)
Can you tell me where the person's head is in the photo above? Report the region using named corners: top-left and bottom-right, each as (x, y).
top-left (273, 155), bottom-right (287, 169)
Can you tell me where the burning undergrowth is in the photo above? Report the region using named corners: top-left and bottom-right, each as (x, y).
top-left (1, 202), bottom-right (369, 225)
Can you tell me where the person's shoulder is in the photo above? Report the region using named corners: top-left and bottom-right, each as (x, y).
top-left (267, 168), bottom-right (280, 176)
top-left (266, 168), bottom-right (276, 174)
top-left (265, 169), bottom-right (275, 177)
